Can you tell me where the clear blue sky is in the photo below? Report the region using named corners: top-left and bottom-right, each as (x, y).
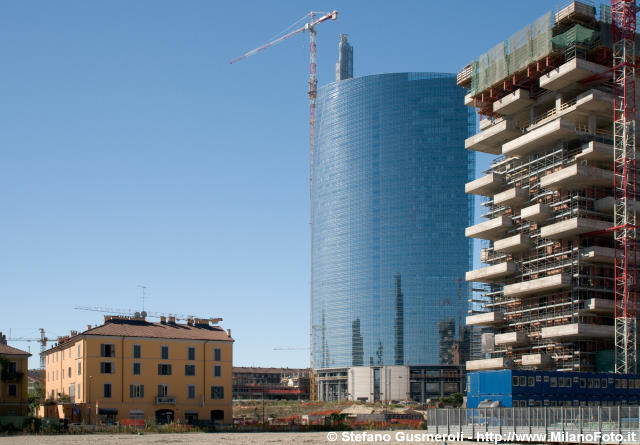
top-left (1, 0), bottom-right (561, 369)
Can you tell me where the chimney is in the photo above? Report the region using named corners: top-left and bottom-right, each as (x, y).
top-left (86, 325), bottom-right (92, 331)
top-left (160, 316), bottom-right (166, 324)
top-left (0, 332), bottom-right (6, 345)
top-left (168, 316), bottom-right (176, 324)
top-left (227, 329), bottom-right (232, 338)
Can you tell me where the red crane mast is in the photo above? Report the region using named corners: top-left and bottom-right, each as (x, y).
top-left (611, 0), bottom-right (638, 374)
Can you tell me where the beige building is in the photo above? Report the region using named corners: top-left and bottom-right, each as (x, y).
top-left (42, 315), bottom-right (233, 425)
top-left (0, 333), bottom-right (31, 416)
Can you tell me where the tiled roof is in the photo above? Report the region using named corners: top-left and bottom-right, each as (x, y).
top-left (0, 343), bottom-right (31, 356)
top-left (44, 318), bottom-right (232, 354)
top-left (84, 318), bottom-right (232, 341)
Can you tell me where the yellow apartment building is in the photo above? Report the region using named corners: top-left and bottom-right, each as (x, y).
top-left (0, 333), bottom-right (31, 416)
top-left (42, 315), bottom-right (233, 425)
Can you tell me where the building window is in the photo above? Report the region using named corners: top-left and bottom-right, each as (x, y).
top-left (188, 347), bottom-right (196, 361)
top-left (214, 365), bottom-right (221, 377)
top-left (103, 383), bottom-right (112, 398)
top-left (519, 376), bottom-right (526, 386)
top-left (77, 343), bottom-right (81, 357)
top-left (188, 385), bottom-right (196, 399)
top-left (158, 384), bottom-right (168, 397)
top-left (580, 378), bottom-right (586, 388)
top-left (512, 376), bottom-right (518, 386)
top-left (602, 378), bottom-right (607, 389)
top-left (100, 344), bottom-right (115, 358)
top-left (185, 365), bottom-right (196, 376)
top-left (100, 362), bottom-right (114, 374)
top-left (130, 384), bottom-right (144, 398)
top-left (8, 362), bottom-right (16, 374)
top-left (550, 377), bottom-right (557, 388)
top-left (78, 361), bottom-right (82, 375)
top-left (214, 348), bottom-right (221, 361)
top-left (8, 385), bottom-right (17, 397)
top-left (133, 362), bottom-right (141, 375)
top-left (528, 377), bottom-right (534, 387)
top-left (78, 383), bottom-right (81, 399)
top-left (158, 364), bottom-right (172, 375)
top-left (161, 346), bottom-right (169, 360)
top-left (133, 344), bottom-right (141, 359)
top-left (68, 367), bottom-right (72, 378)
top-left (211, 385), bottom-right (224, 399)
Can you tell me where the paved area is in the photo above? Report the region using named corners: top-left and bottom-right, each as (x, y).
top-left (0, 431), bottom-right (483, 444)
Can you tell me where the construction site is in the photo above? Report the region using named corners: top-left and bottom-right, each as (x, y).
top-left (463, 0), bottom-right (639, 375)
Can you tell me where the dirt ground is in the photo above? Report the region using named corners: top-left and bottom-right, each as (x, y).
top-left (0, 431), bottom-right (481, 445)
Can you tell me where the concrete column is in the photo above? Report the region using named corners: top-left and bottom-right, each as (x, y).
top-left (555, 94), bottom-right (563, 113)
top-left (588, 114), bottom-right (597, 135)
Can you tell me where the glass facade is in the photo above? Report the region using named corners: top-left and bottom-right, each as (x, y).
top-left (311, 73), bottom-right (474, 369)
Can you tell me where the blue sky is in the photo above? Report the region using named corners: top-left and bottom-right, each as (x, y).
top-left (1, 0), bottom-right (561, 369)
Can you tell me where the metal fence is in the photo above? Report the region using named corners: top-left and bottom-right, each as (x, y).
top-left (425, 407), bottom-right (640, 443)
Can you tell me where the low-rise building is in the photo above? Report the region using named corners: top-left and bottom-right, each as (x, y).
top-left (0, 332), bottom-right (31, 416)
top-left (42, 315), bottom-right (233, 425)
top-left (232, 367), bottom-right (310, 399)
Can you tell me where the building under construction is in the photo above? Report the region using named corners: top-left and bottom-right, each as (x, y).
top-left (463, 1), bottom-right (639, 373)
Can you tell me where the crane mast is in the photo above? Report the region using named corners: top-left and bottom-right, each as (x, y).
top-left (612, 0), bottom-right (638, 374)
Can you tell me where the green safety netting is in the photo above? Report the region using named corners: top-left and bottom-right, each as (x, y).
top-left (551, 24), bottom-right (599, 48)
top-left (470, 11), bottom-right (553, 96)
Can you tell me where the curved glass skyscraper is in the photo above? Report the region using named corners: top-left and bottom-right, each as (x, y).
top-left (311, 72), bottom-right (474, 371)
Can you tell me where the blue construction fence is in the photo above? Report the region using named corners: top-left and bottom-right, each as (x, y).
top-left (467, 370), bottom-right (640, 408)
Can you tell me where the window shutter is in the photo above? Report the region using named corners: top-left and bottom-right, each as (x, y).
top-left (158, 384), bottom-right (162, 396)
top-left (100, 362), bottom-right (105, 373)
top-left (158, 364), bottom-right (161, 375)
top-left (100, 344), bottom-right (105, 357)
top-left (130, 385), bottom-right (134, 398)
top-left (167, 364), bottom-right (172, 375)
top-left (140, 385), bottom-right (144, 398)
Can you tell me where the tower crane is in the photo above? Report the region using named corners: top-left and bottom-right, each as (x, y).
top-left (6, 328), bottom-right (54, 369)
top-left (74, 306), bottom-right (222, 325)
top-left (230, 10), bottom-right (338, 207)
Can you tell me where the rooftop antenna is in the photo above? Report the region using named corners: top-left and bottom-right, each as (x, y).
top-left (137, 285), bottom-right (147, 312)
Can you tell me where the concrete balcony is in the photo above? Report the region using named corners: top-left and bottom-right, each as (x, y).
top-left (579, 246), bottom-right (615, 263)
top-left (575, 141), bottom-right (614, 162)
top-left (581, 298), bottom-right (615, 315)
top-left (540, 217), bottom-right (611, 240)
top-left (494, 233), bottom-right (532, 253)
top-left (495, 331), bottom-right (529, 346)
top-left (521, 353), bottom-right (554, 369)
top-left (502, 119), bottom-right (576, 158)
top-left (594, 196), bottom-right (640, 214)
top-left (540, 164), bottom-right (613, 191)
top-left (466, 216), bottom-right (513, 240)
top-left (573, 89), bottom-right (614, 115)
top-left (479, 118), bottom-right (494, 130)
top-left (465, 119), bottom-right (520, 155)
top-left (521, 203), bottom-right (553, 223)
top-left (540, 323), bottom-right (614, 340)
top-left (493, 187), bottom-right (529, 208)
top-left (503, 273), bottom-right (571, 297)
top-left (466, 311), bottom-right (505, 327)
top-left (466, 357), bottom-right (509, 371)
top-left (493, 89), bottom-right (534, 115)
top-left (539, 58), bottom-right (608, 91)
top-left (465, 173), bottom-right (506, 196)
top-left (466, 262), bottom-right (517, 283)
top-left (464, 92), bottom-right (475, 107)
